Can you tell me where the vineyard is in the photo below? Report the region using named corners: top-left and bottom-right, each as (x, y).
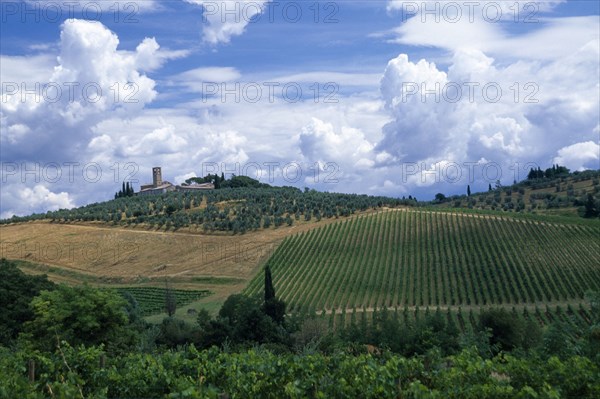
top-left (245, 209), bottom-right (600, 313)
top-left (114, 287), bottom-right (210, 316)
top-left (316, 302), bottom-right (596, 332)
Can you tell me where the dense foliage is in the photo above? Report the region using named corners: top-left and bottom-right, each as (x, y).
top-left (184, 173), bottom-right (273, 189)
top-left (2, 344), bottom-right (599, 399)
top-left (22, 284), bottom-right (141, 354)
top-left (527, 165), bottom-right (571, 180)
top-left (245, 210), bottom-right (600, 311)
top-left (0, 259), bottom-right (56, 346)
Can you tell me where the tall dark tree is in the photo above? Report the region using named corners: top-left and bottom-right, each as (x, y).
top-left (263, 266), bottom-right (286, 325)
top-left (479, 308), bottom-right (528, 352)
top-left (467, 185), bottom-right (471, 196)
top-left (263, 297), bottom-right (286, 325)
top-left (583, 194), bottom-right (599, 218)
top-left (264, 265), bottom-right (275, 301)
top-left (165, 282), bottom-right (177, 317)
top-left (115, 181), bottom-right (134, 198)
top-left (488, 183), bottom-right (492, 192)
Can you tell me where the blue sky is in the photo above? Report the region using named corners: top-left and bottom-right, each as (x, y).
top-left (1, 0), bottom-right (599, 217)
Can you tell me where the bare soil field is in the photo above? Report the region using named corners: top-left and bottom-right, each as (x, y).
top-left (0, 210), bottom-right (380, 302)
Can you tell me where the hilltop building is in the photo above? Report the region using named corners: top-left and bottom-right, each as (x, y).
top-left (138, 167), bottom-right (214, 196)
top-left (176, 182), bottom-right (215, 192)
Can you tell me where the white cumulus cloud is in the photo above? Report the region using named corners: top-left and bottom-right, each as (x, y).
top-left (376, 36), bottom-right (599, 190)
top-left (553, 142), bottom-right (600, 171)
top-left (185, 0), bottom-right (272, 45)
top-left (299, 118), bottom-right (373, 164)
top-left (0, 184), bottom-right (75, 219)
top-left (1, 19), bottom-right (185, 217)
top-left (0, 19), bottom-right (186, 164)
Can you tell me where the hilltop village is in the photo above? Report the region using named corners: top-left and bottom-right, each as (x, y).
top-left (138, 167), bottom-right (215, 196)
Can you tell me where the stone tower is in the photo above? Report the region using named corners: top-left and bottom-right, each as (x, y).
top-left (152, 167), bottom-right (162, 187)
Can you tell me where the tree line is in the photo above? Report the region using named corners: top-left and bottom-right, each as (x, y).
top-left (114, 181), bottom-right (134, 199)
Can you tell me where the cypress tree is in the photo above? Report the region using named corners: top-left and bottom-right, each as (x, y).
top-left (264, 265), bottom-right (275, 301)
top-left (584, 194), bottom-right (598, 218)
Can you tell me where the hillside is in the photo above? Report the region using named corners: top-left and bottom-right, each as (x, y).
top-left (2, 175), bottom-right (598, 322)
top-left (431, 169), bottom-right (600, 218)
top-left (1, 186), bottom-right (412, 234)
top-left (0, 205), bottom-right (387, 321)
top-left (244, 209), bottom-right (600, 316)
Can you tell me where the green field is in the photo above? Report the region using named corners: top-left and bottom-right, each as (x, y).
top-left (245, 210), bottom-right (600, 313)
top-left (114, 287), bottom-right (210, 316)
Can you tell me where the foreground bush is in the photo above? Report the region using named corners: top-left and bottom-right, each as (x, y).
top-left (1, 344), bottom-right (598, 399)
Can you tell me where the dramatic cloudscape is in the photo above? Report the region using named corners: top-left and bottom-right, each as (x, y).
top-left (1, 0), bottom-right (599, 218)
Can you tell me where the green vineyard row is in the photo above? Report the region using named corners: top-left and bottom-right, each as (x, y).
top-left (245, 210), bottom-right (600, 312)
top-left (316, 303), bottom-right (595, 332)
top-left (114, 287), bottom-right (210, 316)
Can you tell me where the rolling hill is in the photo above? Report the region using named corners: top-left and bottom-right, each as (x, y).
top-left (431, 169), bottom-right (600, 218)
top-left (2, 171), bottom-right (598, 322)
top-left (244, 209), bottom-right (600, 319)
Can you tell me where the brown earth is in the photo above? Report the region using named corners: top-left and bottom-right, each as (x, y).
top-left (0, 209), bottom-right (382, 303)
